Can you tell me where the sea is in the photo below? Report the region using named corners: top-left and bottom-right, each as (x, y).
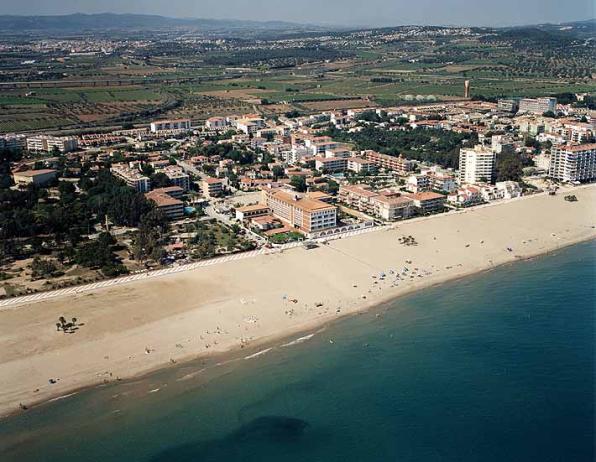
top-left (0, 241), bottom-right (594, 462)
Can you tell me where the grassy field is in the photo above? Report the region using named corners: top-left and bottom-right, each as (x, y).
top-left (1, 34), bottom-right (594, 134)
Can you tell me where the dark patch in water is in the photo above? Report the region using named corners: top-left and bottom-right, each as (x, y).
top-left (150, 416), bottom-right (309, 462)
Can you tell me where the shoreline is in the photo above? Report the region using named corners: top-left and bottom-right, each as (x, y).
top-left (1, 237), bottom-right (593, 424)
top-left (0, 185), bottom-right (594, 419)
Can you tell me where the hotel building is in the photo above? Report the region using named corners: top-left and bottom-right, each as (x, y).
top-left (261, 188), bottom-right (337, 234)
top-left (518, 97), bottom-right (557, 115)
top-left (548, 143), bottom-right (596, 183)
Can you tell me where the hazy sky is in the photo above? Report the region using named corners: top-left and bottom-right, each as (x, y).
top-left (0, 0), bottom-right (593, 27)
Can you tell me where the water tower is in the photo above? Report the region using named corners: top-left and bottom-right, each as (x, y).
top-left (464, 80), bottom-right (471, 99)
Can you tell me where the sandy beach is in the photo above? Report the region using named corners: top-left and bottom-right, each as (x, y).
top-left (0, 185), bottom-right (594, 418)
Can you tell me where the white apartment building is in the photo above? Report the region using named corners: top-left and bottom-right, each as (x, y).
top-left (372, 195), bottom-right (414, 221)
top-left (150, 119), bottom-right (191, 133)
top-left (406, 174), bottom-right (432, 193)
top-left (309, 141), bottom-right (339, 156)
top-left (491, 135), bottom-right (515, 154)
top-left (235, 118), bottom-right (265, 135)
top-left (27, 135), bottom-right (78, 153)
top-left (479, 182), bottom-right (522, 201)
top-left (548, 143), bottom-right (596, 183)
top-left (518, 97), bottom-right (557, 115)
top-left (458, 145), bottom-right (496, 184)
top-left (420, 166), bottom-right (458, 193)
top-left (347, 157), bottom-right (377, 174)
top-left (161, 165), bottom-right (190, 191)
top-left (205, 117), bottom-right (228, 131)
top-left (287, 146), bottom-right (309, 165)
top-left (111, 164), bottom-right (150, 193)
top-left (315, 156), bottom-right (348, 173)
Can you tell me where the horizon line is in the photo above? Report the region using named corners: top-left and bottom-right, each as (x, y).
top-left (0, 11), bottom-right (593, 30)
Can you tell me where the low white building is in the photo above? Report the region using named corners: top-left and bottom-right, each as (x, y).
top-left (150, 119), bottom-right (191, 133)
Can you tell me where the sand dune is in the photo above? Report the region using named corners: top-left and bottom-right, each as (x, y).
top-left (0, 185), bottom-right (594, 417)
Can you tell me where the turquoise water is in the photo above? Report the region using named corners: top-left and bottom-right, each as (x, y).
top-left (1, 241), bottom-right (594, 462)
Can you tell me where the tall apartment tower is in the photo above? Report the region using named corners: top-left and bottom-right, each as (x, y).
top-left (549, 144), bottom-right (596, 183)
top-left (458, 145), bottom-right (496, 185)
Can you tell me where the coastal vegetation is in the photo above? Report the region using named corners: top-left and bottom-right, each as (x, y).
top-left (324, 126), bottom-right (477, 170)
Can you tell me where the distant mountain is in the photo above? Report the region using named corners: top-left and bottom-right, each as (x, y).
top-left (0, 13), bottom-right (328, 34)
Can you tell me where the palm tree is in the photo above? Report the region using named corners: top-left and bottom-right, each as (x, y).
top-left (58, 316), bottom-right (66, 326)
top-left (71, 317), bottom-right (77, 326)
top-left (56, 323), bottom-right (62, 332)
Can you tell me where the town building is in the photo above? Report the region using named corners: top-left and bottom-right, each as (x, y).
top-left (201, 177), bottom-right (225, 198)
top-left (406, 174), bottom-right (432, 193)
top-left (154, 185), bottom-right (185, 199)
top-left (458, 145), bottom-right (496, 185)
top-left (150, 119), bottom-right (191, 133)
top-left (315, 156), bottom-right (348, 173)
top-left (235, 204), bottom-right (271, 221)
top-left (347, 157), bottom-right (377, 174)
top-left (235, 117), bottom-right (265, 135)
top-left (491, 135), bottom-right (515, 154)
top-left (372, 194), bottom-right (414, 221)
top-left (12, 169), bottom-right (57, 187)
top-left (405, 191), bottom-right (446, 214)
top-left (0, 134), bottom-right (27, 151)
top-left (448, 186), bottom-right (483, 207)
top-left (26, 135), bottom-right (78, 153)
top-left (309, 140), bottom-right (340, 156)
top-left (338, 184), bottom-right (379, 216)
top-left (110, 164), bottom-right (150, 193)
top-left (161, 165), bottom-right (190, 191)
top-left (145, 189), bottom-right (184, 220)
top-left (427, 170), bottom-right (458, 193)
top-left (261, 188), bottom-right (337, 234)
top-left (362, 150), bottom-right (415, 175)
top-left (518, 97), bottom-right (557, 115)
top-left (479, 182), bottom-right (523, 201)
top-left (205, 117), bottom-right (228, 131)
top-left (339, 184), bottom-right (414, 221)
top-left (497, 99), bottom-right (519, 113)
top-left (548, 143), bottom-right (596, 183)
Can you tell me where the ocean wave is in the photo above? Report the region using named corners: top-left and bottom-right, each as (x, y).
top-left (244, 348), bottom-right (273, 360)
top-left (47, 392), bottom-right (77, 403)
top-left (281, 333), bottom-right (316, 347)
